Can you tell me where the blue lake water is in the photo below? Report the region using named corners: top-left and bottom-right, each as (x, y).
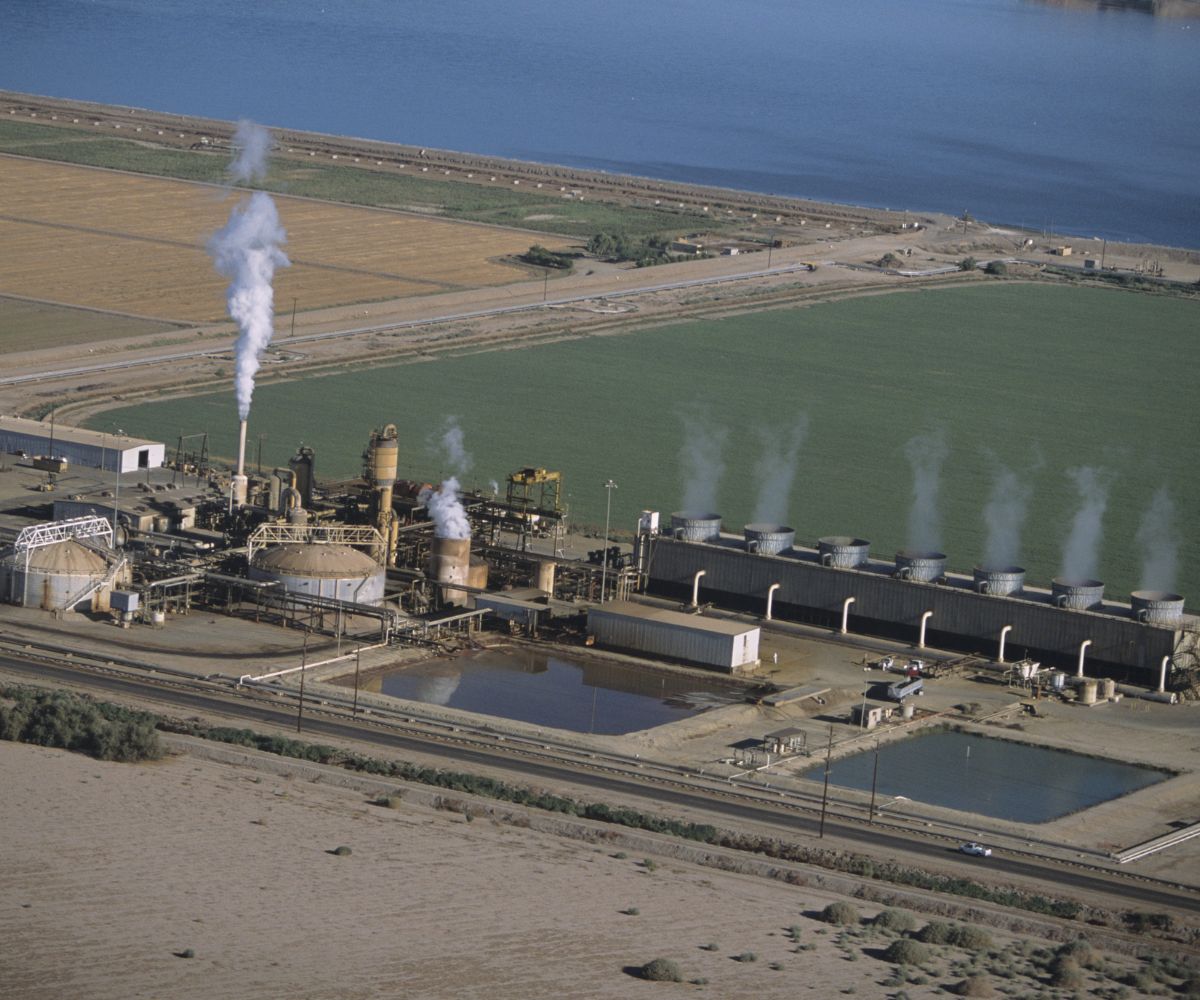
top-left (2, 0), bottom-right (1197, 246)
top-left (802, 728), bottom-right (1169, 823)
top-left (354, 647), bottom-right (741, 735)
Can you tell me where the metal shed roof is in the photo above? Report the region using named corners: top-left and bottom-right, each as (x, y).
top-left (590, 600), bottom-right (756, 636)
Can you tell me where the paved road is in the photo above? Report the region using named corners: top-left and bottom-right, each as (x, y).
top-left (5, 650), bottom-right (1195, 916)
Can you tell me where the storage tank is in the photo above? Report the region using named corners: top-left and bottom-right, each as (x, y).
top-left (743, 523), bottom-right (795, 556)
top-left (973, 566), bottom-right (1026, 597)
top-left (670, 511), bottom-right (722, 543)
top-left (1052, 578), bottom-right (1105, 611)
top-left (249, 543), bottom-right (385, 604)
top-left (1099, 677), bottom-right (1117, 701)
top-left (1077, 679), bottom-right (1099, 705)
top-left (894, 550), bottom-right (947, 583)
top-left (818, 536), bottom-right (870, 568)
top-left (430, 536), bottom-right (470, 606)
top-left (4, 539), bottom-right (115, 611)
top-left (1130, 590), bottom-right (1185, 625)
top-left (535, 559), bottom-right (556, 595)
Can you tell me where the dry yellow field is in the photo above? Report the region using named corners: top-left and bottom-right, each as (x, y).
top-left (0, 155), bottom-right (564, 323)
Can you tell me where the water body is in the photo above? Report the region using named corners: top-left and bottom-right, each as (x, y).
top-left (802, 728), bottom-right (1169, 823)
top-left (356, 647), bottom-right (741, 735)
top-left (2, 1), bottom-right (1197, 246)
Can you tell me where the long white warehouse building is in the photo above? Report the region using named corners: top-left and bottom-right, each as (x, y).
top-left (587, 600), bottom-right (760, 673)
top-left (0, 416), bottom-right (164, 474)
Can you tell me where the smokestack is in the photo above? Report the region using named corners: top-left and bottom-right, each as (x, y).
top-left (232, 418), bottom-right (249, 506)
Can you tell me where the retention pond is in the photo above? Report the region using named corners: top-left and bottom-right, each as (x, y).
top-left (348, 647), bottom-right (744, 735)
top-left (803, 729), bottom-right (1170, 824)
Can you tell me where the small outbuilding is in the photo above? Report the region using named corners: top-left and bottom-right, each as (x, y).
top-left (587, 600), bottom-right (759, 673)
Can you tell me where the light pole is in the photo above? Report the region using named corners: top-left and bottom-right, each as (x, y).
top-left (600, 479), bottom-right (617, 602)
top-left (112, 426), bottom-right (125, 543)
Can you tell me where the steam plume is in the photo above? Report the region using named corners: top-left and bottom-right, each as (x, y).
top-left (903, 429), bottom-right (948, 552)
top-left (982, 463), bottom-right (1031, 568)
top-left (438, 417), bottom-right (472, 477)
top-left (427, 477), bottom-right (471, 539)
top-left (208, 191), bottom-right (290, 421)
top-left (1136, 486), bottom-right (1179, 592)
top-left (1060, 466), bottom-right (1111, 581)
top-left (229, 119), bottom-right (272, 184)
top-left (678, 408), bottom-right (728, 513)
top-left (751, 416), bottom-right (809, 524)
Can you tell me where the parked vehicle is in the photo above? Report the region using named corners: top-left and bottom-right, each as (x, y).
top-left (884, 677), bottom-right (924, 702)
top-left (960, 842), bottom-right (992, 857)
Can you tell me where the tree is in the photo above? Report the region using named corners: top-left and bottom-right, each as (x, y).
top-left (959, 257), bottom-right (977, 271)
top-left (984, 260), bottom-right (1007, 276)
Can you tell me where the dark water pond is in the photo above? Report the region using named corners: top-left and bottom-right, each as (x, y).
top-left (802, 729), bottom-right (1169, 823)
top-left (351, 647), bottom-right (742, 735)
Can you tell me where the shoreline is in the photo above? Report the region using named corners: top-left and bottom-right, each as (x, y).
top-left (5, 88), bottom-right (1198, 259)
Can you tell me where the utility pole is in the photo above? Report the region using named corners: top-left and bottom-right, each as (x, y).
top-left (818, 724), bottom-right (833, 839)
top-left (868, 745), bottom-right (880, 824)
top-left (290, 297), bottom-right (298, 338)
top-left (296, 632), bottom-right (308, 733)
top-left (352, 646), bottom-right (361, 717)
top-left (600, 479), bottom-right (617, 602)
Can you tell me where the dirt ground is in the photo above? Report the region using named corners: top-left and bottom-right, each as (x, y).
top-left (0, 739), bottom-right (1176, 1000)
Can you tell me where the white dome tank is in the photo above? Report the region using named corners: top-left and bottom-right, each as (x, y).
top-left (5, 539), bottom-right (111, 611)
top-left (249, 543), bottom-right (385, 604)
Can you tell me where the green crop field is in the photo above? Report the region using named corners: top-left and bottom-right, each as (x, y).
top-left (0, 120), bottom-right (718, 240)
top-left (94, 283), bottom-right (1200, 602)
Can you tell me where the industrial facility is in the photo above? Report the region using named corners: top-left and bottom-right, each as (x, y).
top-left (0, 419), bottom-right (1195, 702)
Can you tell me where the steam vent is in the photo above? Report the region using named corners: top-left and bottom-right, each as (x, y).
top-left (743, 523), bottom-right (795, 556)
top-left (1131, 590), bottom-right (1185, 624)
top-left (973, 566), bottom-right (1026, 597)
top-left (894, 550), bottom-right (947, 583)
top-left (1052, 578), bottom-right (1105, 611)
top-left (670, 511), bottom-right (722, 543)
top-left (818, 536), bottom-right (870, 568)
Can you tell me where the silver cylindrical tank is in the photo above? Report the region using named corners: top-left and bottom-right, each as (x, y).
top-left (1130, 590), bottom-right (1185, 624)
top-left (670, 511), bottom-right (722, 543)
top-left (535, 559), bottom-right (556, 595)
top-left (1052, 578), bottom-right (1105, 611)
top-left (249, 543), bottom-right (385, 604)
top-left (894, 550), bottom-right (947, 583)
top-left (5, 539), bottom-right (114, 611)
top-left (973, 565), bottom-right (1026, 597)
top-left (1077, 679), bottom-right (1099, 705)
top-left (430, 536), bottom-right (471, 606)
top-left (744, 523), bottom-right (795, 556)
top-left (818, 536), bottom-right (870, 568)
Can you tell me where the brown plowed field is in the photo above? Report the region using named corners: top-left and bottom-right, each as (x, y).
top-left (0, 156), bottom-right (566, 323)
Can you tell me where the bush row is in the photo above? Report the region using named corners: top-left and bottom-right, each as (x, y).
top-left (0, 686), bottom-right (163, 762)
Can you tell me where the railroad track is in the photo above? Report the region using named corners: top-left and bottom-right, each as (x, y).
top-left (2, 635), bottom-right (1196, 919)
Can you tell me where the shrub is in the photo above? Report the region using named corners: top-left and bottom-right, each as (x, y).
top-left (642, 858), bottom-right (657, 872)
top-left (700, 942), bottom-right (719, 951)
top-left (872, 909), bottom-right (917, 933)
top-left (1055, 938), bottom-right (1094, 967)
top-left (916, 921), bottom-right (956, 945)
top-left (821, 902), bottom-right (860, 926)
top-left (330, 845), bottom-right (352, 856)
top-left (954, 925), bottom-right (993, 952)
top-left (1049, 955), bottom-right (1082, 989)
top-left (175, 948), bottom-right (195, 959)
top-left (639, 958), bottom-right (682, 982)
top-left (373, 793), bottom-right (403, 809)
top-left (959, 257), bottom-right (977, 271)
top-left (954, 974), bottom-right (995, 997)
top-left (984, 260), bottom-right (1007, 276)
top-left (622, 907), bottom-right (640, 916)
top-left (883, 939), bottom-right (930, 965)
top-left (787, 925), bottom-right (803, 942)
top-left (734, 952), bottom-right (757, 963)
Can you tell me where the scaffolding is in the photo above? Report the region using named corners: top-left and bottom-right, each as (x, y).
top-left (246, 523), bottom-right (384, 564)
top-left (10, 516), bottom-right (116, 609)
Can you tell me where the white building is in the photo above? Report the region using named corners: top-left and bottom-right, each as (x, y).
top-left (0, 416), bottom-right (164, 474)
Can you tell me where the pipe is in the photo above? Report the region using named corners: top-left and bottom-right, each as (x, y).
top-left (841, 596), bottom-right (856, 634)
top-left (1076, 639), bottom-right (1092, 678)
top-left (918, 610), bottom-right (933, 649)
top-left (765, 582), bottom-right (781, 621)
top-left (231, 419), bottom-right (249, 507)
top-left (998, 624), bottom-right (1013, 664)
top-left (691, 570), bottom-right (707, 608)
top-left (1159, 655), bottom-right (1170, 694)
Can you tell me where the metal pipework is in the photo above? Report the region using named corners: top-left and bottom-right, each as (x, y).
top-left (1159, 655), bottom-right (1171, 694)
top-left (1076, 638), bottom-right (1092, 678)
top-left (765, 582), bottom-right (781, 621)
top-left (841, 596), bottom-right (856, 634)
top-left (998, 624), bottom-right (1014, 664)
top-left (691, 569), bottom-right (707, 608)
top-left (232, 418), bottom-right (249, 507)
top-left (918, 610), bottom-right (933, 649)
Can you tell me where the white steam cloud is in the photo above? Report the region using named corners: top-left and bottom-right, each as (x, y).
top-left (426, 476), bottom-right (471, 540)
top-left (1136, 486), bottom-right (1179, 592)
top-left (229, 119), bottom-right (272, 184)
top-left (208, 191), bottom-right (290, 421)
top-left (1060, 466), bottom-right (1111, 582)
top-left (438, 417), bottom-right (472, 477)
top-left (751, 416), bottom-right (809, 525)
top-left (903, 429), bottom-right (949, 552)
top-left (982, 463), bottom-right (1032, 569)
top-left (678, 408), bottom-right (728, 514)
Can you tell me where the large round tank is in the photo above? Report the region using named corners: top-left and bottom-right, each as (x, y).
top-left (1130, 590), bottom-right (1185, 624)
top-left (670, 511), bottom-right (722, 543)
top-left (5, 539), bottom-right (111, 611)
top-left (467, 557), bottom-right (489, 592)
top-left (895, 550), bottom-right (947, 583)
top-left (1052, 578), bottom-right (1105, 611)
top-left (430, 536), bottom-right (470, 605)
top-left (249, 543), bottom-right (385, 604)
top-left (743, 523), bottom-right (795, 556)
top-left (818, 536), bottom-right (870, 568)
top-left (973, 566), bottom-right (1026, 597)
top-left (535, 559), bottom-right (556, 595)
